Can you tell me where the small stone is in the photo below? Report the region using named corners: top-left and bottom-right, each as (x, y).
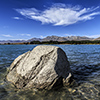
top-left (72, 89), bottom-right (76, 93)
top-left (68, 88), bottom-right (72, 92)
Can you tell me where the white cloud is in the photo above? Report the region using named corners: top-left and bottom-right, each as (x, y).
top-left (13, 17), bottom-right (23, 20)
top-left (2, 34), bottom-right (13, 37)
top-left (40, 35), bottom-right (46, 38)
top-left (19, 34), bottom-right (31, 36)
top-left (15, 4), bottom-right (100, 26)
top-left (65, 34), bottom-right (76, 36)
top-left (26, 34), bottom-right (31, 36)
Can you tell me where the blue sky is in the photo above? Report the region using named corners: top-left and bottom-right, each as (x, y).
top-left (0, 0), bottom-right (100, 40)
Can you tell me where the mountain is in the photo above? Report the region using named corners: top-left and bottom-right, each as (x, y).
top-left (0, 40), bottom-right (26, 44)
top-left (0, 38), bottom-right (41, 44)
top-left (93, 37), bottom-right (100, 40)
top-left (27, 38), bottom-right (42, 42)
top-left (42, 36), bottom-right (93, 41)
top-left (65, 36), bottom-right (93, 41)
top-left (0, 35), bottom-right (95, 44)
top-left (42, 36), bottom-right (67, 41)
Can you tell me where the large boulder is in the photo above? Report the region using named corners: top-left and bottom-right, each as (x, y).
top-left (6, 45), bottom-right (72, 90)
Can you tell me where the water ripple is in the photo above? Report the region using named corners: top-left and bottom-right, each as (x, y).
top-left (0, 44), bottom-right (100, 100)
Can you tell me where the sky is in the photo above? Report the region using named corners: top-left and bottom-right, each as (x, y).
top-left (0, 0), bottom-right (100, 40)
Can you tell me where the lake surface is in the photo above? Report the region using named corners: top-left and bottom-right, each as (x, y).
top-left (0, 44), bottom-right (100, 100)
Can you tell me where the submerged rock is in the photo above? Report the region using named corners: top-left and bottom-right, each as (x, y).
top-left (6, 45), bottom-right (72, 90)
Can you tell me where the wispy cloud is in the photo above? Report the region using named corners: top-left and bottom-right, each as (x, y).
top-left (18, 34), bottom-right (31, 36)
top-left (2, 34), bottom-right (13, 37)
top-left (13, 17), bottom-right (23, 20)
top-left (3, 26), bottom-right (9, 28)
top-left (15, 4), bottom-right (100, 26)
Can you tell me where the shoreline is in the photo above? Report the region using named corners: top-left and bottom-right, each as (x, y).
top-left (0, 43), bottom-right (100, 45)
top-left (1, 40), bottom-right (100, 45)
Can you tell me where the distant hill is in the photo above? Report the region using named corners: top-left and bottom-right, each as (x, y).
top-left (42, 36), bottom-right (93, 41)
top-left (27, 38), bottom-right (42, 42)
top-left (0, 35), bottom-right (97, 44)
top-left (65, 36), bottom-right (93, 41)
top-left (93, 37), bottom-right (100, 40)
top-left (0, 40), bottom-right (26, 44)
top-left (0, 38), bottom-right (41, 44)
top-left (42, 36), bottom-right (67, 41)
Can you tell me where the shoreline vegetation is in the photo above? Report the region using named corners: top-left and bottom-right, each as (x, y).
top-left (1, 40), bottom-right (100, 45)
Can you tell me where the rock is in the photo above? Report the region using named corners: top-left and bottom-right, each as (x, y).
top-left (6, 45), bottom-right (72, 90)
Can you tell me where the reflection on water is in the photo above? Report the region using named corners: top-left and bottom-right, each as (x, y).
top-left (0, 44), bottom-right (100, 100)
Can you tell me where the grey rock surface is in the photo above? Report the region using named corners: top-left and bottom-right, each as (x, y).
top-left (7, 45), bottom-right (72, 90)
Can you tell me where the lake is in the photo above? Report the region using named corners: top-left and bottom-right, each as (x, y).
top-left (0, 44), bottom-right (100, 100)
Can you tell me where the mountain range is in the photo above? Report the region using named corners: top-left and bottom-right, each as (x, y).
top-left (42, 36), bottom-right (93, 41)
top-left (0, 36), bottom-right (100, 44)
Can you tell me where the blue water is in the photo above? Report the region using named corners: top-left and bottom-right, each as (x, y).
top-left (0, 44), bottom-right (100, 100)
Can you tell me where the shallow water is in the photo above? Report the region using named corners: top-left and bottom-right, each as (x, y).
top-left (0, 44), bottom-right (100, 100)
